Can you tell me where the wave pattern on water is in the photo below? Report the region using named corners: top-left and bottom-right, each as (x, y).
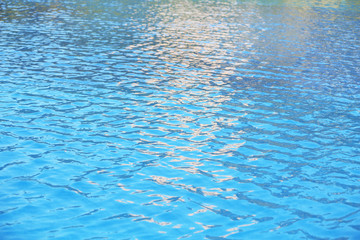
top-left (1, 0), bottom-right (360, 239)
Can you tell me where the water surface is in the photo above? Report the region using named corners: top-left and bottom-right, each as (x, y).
top-left (1, 0), bottom-right (360, 239)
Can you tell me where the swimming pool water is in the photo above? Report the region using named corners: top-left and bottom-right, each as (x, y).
top-left (1, 0), bottom-right (360, 239)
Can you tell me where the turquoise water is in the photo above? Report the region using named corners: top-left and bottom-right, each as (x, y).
top-left (1, 0), bottom-right (360, 239)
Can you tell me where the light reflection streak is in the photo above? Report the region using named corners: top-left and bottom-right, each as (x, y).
top-left (2, 0), bottom-right (359, 239)
top-left (196, 222), bottom-right (221, 230)
top-left (143, 194), bottom-right (184, 206)
top-left (222, 220), bottom-right (259, 238)
top-left (115, 199), bottom-right (134, 204)
top-left (104, 212), bottom-right (171, 226)
top-left (117, 183), bottom-right (130, 191)
top-left (148, 173), bottom-right (243, 200)
top-left (188, 207), bottom-right (211, 216)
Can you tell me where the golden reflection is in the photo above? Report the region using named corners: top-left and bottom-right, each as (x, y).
top-left (121, 1), bottom-right (242, 141)
top-left (130, 213), bottom-right (171, 226)
top-left (224, 196), bottom-right (238, 200)
top-left (144, 193), bottom-right (185, 206)
top-left (171, 166), bottom-right (200, 175)
top-left (149, 173), bottom-right (235, 198)
top-left (137, 146), bottom-right (168, 157)
top-left (174, 146), bottom-right (201, 152)
top-left (131, 189), bottom-right (151, 194)
top-left (112, 0), bottom-right (359, 204)
top-left (150, 175), bottom-right (183, 185)
top-left (196, 222), bottom-right (219, 230)
top-left (115, 199), bottom-right (134, 204)
top-left (215, 176), bottom-right (235, 183)
top-left (187, 161), bottom-right (204, 167)
top-left (173, 224), bottom-right (182, 228)
top-left (223, 220), bottom-right (258, 238)
top-left (269, 225), bottom-right (282, 232)
top-left (169, 156), bottom-right (197, 162)
top-left (188, 207), bottom-right (210, 216)
top-left (284, 0), bottom-right (343, 8)
top-left (87, 180), bottom-right (99, 185)
top-left (213, 141), bottom-right (246, 156)
top-left (202, 190), bottom-right (220, 197)
top-left (117, 183), bottom-right (130, 191)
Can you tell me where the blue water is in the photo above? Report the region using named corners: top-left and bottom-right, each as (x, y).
top-left (1, 0), bottom-right (360, 239)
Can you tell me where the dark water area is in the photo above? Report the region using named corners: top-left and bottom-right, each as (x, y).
top-left (0, 0), bottom-right (360, 239)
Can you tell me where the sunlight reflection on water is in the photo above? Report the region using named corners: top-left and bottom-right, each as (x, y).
top-left (0, 0), bottom-right (360, 239)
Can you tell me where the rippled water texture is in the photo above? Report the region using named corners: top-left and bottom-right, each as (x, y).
top-left (1, 0), bottom-right (360, 239)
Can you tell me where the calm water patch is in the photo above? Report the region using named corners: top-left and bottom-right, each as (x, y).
top-left (1, 0), bottom-right (360, 239)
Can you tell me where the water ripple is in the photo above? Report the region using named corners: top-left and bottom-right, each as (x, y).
top-left (1, 0), bottom-right (360, 239)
